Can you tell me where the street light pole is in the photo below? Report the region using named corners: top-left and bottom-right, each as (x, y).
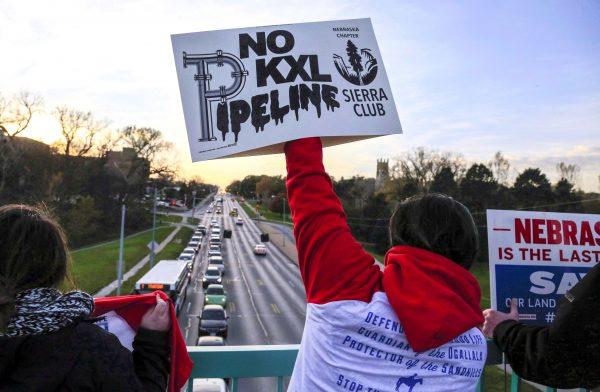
top-left (117, 203), bottom-right (126, 295)
top-left (150, 185), bottom-right (157, 268)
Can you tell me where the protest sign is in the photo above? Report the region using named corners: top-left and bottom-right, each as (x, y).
top-left (171, 18), bottom-right (402, 161)
top-left (487, 209), bottom-right (599, 325)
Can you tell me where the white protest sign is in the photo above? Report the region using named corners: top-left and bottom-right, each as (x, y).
top-left (487, 209), bottom-right (599, 325)
top-left (171, 18), bottom-right (402, 161)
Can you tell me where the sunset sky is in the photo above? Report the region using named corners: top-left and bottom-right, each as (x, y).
top-left (1, 0), bottom-right (599, 191)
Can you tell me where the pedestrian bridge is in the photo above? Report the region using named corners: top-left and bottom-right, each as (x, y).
top-left (185, 340), bottom-right (590, 392)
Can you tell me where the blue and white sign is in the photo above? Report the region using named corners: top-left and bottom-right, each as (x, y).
top-left (487, 209), bottom-right (599, 325)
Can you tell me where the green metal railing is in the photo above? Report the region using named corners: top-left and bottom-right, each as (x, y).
top-left (186, 341), bottom-right (591, 392)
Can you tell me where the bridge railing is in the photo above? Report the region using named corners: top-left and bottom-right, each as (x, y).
top-left (185, 340), bottom-right (590, 392)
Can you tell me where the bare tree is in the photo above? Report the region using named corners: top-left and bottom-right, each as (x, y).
top-left (489, 151), bottom-right (511, 185)
top-left (120, 126), bottom-right (175, 176)
top-left (391, 147), bottom-right (465, 191)
top-left (0, 91), bottom-right (43, 138)
top-left (556, 162), bottom-right (579, 184)
top-left (94, 129), bottom-right (121, 158)
top-left (54, 106), bottom-right (108, 157)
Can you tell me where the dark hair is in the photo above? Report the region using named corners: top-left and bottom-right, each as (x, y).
top-left (0, 204), bottom-right (70, 332)
top-left (389, 193), bottom-right (478, 269)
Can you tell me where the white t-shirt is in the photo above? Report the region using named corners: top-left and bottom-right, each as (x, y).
top-left (289, 292), bottom-right (487, 392)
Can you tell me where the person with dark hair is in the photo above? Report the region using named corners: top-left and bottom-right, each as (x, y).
top-left (0, 204), bottom-right (170, 391)
top-left (482, 263), bottom-right (600, 389)
top-left (285, 138), bottom-right (486, 391)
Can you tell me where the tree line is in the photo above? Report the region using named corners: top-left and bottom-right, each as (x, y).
top-left (0, 91), bottom-right (217, 248)
top-left (227, 148), bottom-right (599, 262)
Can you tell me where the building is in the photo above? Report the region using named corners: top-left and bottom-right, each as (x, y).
top-left (375, 159), bottom-right (389, 190)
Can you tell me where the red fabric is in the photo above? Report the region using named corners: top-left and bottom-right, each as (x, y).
top-left (285, 137), bottom-right (382, 304)
top-left (93, 291), bottom-right (193, 392)
top-left (383, 246), bottom-right (484, 352)
top-left (285, 137), bottom-right (483, 352)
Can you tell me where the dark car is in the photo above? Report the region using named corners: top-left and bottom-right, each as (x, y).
top-left (198, 304), bottom-right (228, 338)
top-left (202, 266), bottom-right (222, 288)
top-left (197, 225), bottom-right (207, 235)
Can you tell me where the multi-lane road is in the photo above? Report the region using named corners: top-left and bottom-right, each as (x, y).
top-left (177, 196), bottom-right (306, 391)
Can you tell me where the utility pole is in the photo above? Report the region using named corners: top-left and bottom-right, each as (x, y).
top-left (117, 203), bottom-right (126, 295)
top-left (150, 185), bottom-right (157, 268)
top-left (191, 190), bottom-right (197, 217)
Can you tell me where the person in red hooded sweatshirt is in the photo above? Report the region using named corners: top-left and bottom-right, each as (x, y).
top-left (285, 138), bottom-right (486, 392)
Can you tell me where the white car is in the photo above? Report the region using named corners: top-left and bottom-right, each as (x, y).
top-left (191, 235), bottom-right (202, 242)
top-left (236, 218), bottom-right (243, 225)
top-left (208, 256), bottom-right (225, 274)
top-left (253, 244), bottom-right (267, 256)
top-left (193, 378), bottom-right (228, 392)
top-left (188, 240), bottom-right (200, 251)
top-left (182, 246), bottom-right (197, 257)
top-left (208, 249), bottom-right (221, 257)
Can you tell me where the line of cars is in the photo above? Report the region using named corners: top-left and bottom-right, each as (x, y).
top-left (195, 199), bottom-right (229, 392)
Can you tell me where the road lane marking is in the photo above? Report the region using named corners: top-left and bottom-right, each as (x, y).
top-left (271, 303), bottom-right (281, 314)
top-left (231, 230), bottom-right (270, 341)
top-left (186, 302), bottom-right (191, 313)
top-left (288, 280), bottom-right (295, 287)
top-left (229, 302), bottom-right (236, 312)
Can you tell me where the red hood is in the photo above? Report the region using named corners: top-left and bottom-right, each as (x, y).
top-left (382, 246), bottom-right (484, 352)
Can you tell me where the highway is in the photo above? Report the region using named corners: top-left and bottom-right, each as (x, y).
top-left (177, 195), bottom-right (306, 391)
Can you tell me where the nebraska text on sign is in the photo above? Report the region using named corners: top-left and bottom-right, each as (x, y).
top-left (487, 209), bottom-right (599, 325)
top-left (171, 18), bottom-right (402, 161)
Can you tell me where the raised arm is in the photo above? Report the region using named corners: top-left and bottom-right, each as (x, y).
top-left (285, 137), bottom-right (382, 304)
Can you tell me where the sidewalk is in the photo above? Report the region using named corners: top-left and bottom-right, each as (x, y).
top-left (94, 226), bottom-right (181, 297)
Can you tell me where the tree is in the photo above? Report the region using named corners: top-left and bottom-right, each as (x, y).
top-left (512, 168), bottom-right (553, 208)
top-left (120, 126), bottom-right (174, 177)
top-left (54, 106), bottom-right (107, 157)
top-left (489, 151), bottom-right (511, 185)
top-left (346, 40), bottom-right (363, 83)
top-left (556, 162), bottom-right (579, 185)
top-left (0, 91), bottom-right (42, 138)
top-left (460, 164), bottom-right (498, 211)
top-left (390, 147), bottom-right (464, 192)
top-left (430, 166), bottom-right (458, 196)
top-left (0, 92), bottom-right (43, 197)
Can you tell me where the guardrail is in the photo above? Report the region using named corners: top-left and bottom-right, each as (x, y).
top-left (186, 341), bottom-right (591, 392)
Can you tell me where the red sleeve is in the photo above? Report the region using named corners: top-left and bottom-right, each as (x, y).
top-left (285, 137), bottom-right (382, 304)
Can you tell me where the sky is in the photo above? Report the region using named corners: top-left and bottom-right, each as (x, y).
top-left (1, 0), bottom-right (599, 191)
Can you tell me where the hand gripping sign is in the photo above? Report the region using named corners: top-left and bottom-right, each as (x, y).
top-left (172, 18), bottom-right (402, 161)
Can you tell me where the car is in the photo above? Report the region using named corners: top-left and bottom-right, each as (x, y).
top-left (181, 246), bottom-right (197, 257)
top-left (253, 244), bottom-right (267, 256)
top-left (177, 252), bottom-right (194, 268)
top-left (197, 225), bottom-right (207, 234)
top-left (202, 266), bottom-right (222, 288)
top-left (207, 208), bottom-right (212, 213)
top-left (209, 236), bottom-right (221, 247)
top-left (197, 335), bottom-right (225, 346)
top-left (188, 239), bottom-right (201, 251)
top-left (235, 217), bottom-right (243, 226)
top-left (209, 243), bottom-right (220, 251)
top-left (204, 284), bottom-right (227, 307)
top-left (208, 256), bottom-right (225, 274)
top-left (191, 234), bottom-right (202, 242)
top-left (216, 209), bottom-right (222, 214)
top-left (208, 249), bottom-right (221, 257)
top-left (193, 378), bottom-right (228, 392)
top-left (229, 209), bottom-right (238, 217)
top-left (210, 219), bottom-right (218, 227)
top-left (211, 227), bottom-right (221, 236)
top-left (198, 304), bottom-right (228, 338)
